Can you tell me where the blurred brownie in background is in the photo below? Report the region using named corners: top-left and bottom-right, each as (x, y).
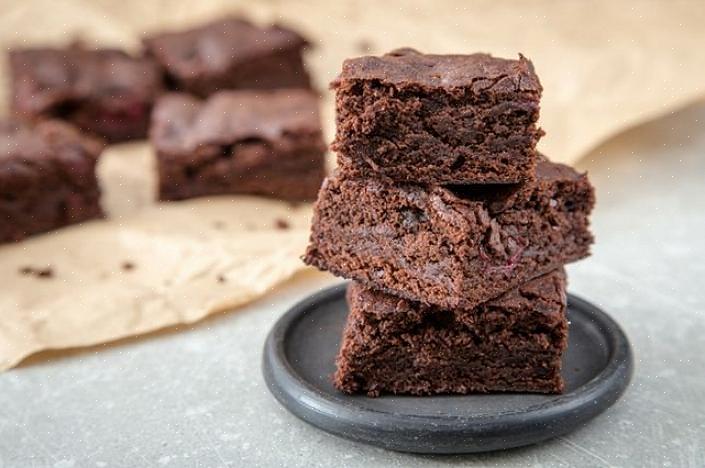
top-left (9, 46), bottom-right (162, 142)
top-left (332, 48), bottom-right (543, 184)
top-left (335, 270), bottom-right (568, 396)
top-left (143, 17), bottom-right (311, 96)
top-left (151, 90), bottom-right (326, 202)
top-left (0, 119), bottom-right (104, 243)
top-left (304, 160), bottom-right (594, 310)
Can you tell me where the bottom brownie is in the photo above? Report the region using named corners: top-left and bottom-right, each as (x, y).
top-left (335, 270), bottom-right (568, 396)
top-left (1, 119), bottom-right (104, 243)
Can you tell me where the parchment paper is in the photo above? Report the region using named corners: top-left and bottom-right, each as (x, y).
top-left (1, 0), bottom-right (704, 370)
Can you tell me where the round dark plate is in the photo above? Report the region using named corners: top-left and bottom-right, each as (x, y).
top-left (262, 283), bottom-right (633, 454)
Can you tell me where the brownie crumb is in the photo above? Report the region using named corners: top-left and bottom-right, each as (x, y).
top-left (19, 265), bottom-right (54, 279)
top-left (121, 261), bottom-right (135, 271)
top-left (36, 267), bottom-right (54, 278)
top-left (217, 274), bottom-right (226, 283)
top-left (275, 218), bottom-right (290, 230)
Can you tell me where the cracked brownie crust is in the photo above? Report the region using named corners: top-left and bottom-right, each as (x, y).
top-left (9, 46), bottom-right (162, 142)
top-left (304, 160), bottom-right (594, 309)
top-left (1, 119), bottom-right (104, 243)
top-left (144, 17), bottom-right (311, 97)
top-left (335, 269), bottom-right (568, 396)
top-left (151, 90), bottom-right (326, 202)
top-left (332, 48), bottom-right (543, 184)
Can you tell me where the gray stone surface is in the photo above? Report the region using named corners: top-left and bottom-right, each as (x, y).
top-left (1, 102), bottom-right (704, 467)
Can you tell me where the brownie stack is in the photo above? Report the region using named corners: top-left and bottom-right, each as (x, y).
top-left (304, 49), bottom-right (595, 396)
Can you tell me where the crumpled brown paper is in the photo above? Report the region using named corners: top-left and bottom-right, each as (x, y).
top-left (1, 0), bottom-right (705, 369)
top-left (0, 179), bottom-right (312, 370)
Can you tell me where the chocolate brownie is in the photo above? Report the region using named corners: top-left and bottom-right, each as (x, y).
top-left (0, 119), bottom-right (104, 243)
top-left (9, 45), bottom-right (162, 142)
top-left (143, 17), bottom-right (311, 97)
top-left (335, 269), bottom-right (568, 396)
top-left (151, 90), bottom-right (326, 202)
top-left (304, 159), bottom-right (594, 309)
top-left (336, 269), bottom-right (567, 396)
top-left (332, 48), bottom-right (543, 184)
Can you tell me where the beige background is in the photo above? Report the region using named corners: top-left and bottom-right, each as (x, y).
top-left (1, 0), bottom-right (704, 369)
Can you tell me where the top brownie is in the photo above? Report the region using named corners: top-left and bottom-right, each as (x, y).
top-left (332, 48), bottom-right (543, 184)
top-left (143, 17), bottom-right (311, 97)
top-left (9, 46), bottom-right (162, 142)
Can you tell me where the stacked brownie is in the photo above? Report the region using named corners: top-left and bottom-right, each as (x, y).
top-left (304, 49), bottom-right (595, 396)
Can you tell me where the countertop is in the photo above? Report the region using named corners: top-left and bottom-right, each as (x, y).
top-left (1, 102), bottom-right (704, 467)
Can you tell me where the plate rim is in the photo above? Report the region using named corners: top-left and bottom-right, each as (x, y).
top-left (262, 282), bottom-right (634, 453)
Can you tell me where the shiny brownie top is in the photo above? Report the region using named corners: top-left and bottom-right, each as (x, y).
top-left (143, 17), bottom-right (308, 78)
top-left (9, 46), bottom-right (161, 115)
top-left (0, 118), bottom-right (103, 163)
top-left (334, 48), bottom-right (541, 94)
top-left (150, 89), bottom-right (323, 153)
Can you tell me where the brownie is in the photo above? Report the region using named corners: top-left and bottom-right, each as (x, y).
top-left (0, 119), bottom-right (104, 243)
top-left (143, 17), bottom-right (311, 97)
top-left (9, 46), bottom-right (162, 142)
top-left (151, 90), bottom-right (326, 202)
top-left (331, 48), bottom-right (543, 184)
top-left (304, 159), bottom-right (594, 309)
top-left (335, 270), bottom-right (568, 396)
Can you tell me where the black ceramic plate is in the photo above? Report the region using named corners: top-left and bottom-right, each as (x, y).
top-left (262, 283), bottom-right (633, 454)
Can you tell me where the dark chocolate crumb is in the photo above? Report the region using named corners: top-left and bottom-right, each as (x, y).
top-left (275, 218), bottom-right (290, 230)
top-left (217, 274), bottom-right (226, 283)
top-left (121, 261), bottom-right (135, 271)
top-left (36, 267), bottom-right (54, 278)
top-left (18, 266), bottom-right (54, 279)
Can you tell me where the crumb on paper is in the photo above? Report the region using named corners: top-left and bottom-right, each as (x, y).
top-left (217, 274), bottom-right (226, 284)
top-left (36, 267), bottom-right (54, 278)
top-left (18, 266), bottom-right (54, 279)
top-left (121, 261), bottom-right (135, 271)
top-left (213, 220), bottom-right (226, 230)
top-left (287, 201), bottom-right (302, 209)
top-left (275, 218), bottom-right (290, 230)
